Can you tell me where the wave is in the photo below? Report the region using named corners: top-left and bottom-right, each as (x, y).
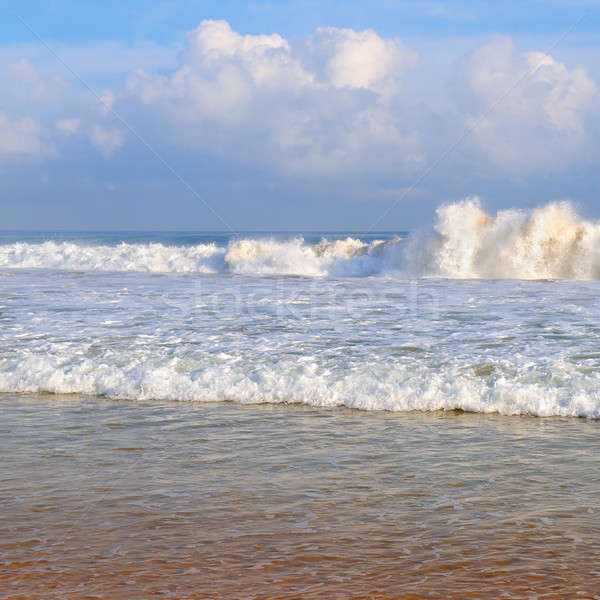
top-left (2, 199), bottom-right (599, 280)
top-left (1, 353), bottom-right (599, 418)
top-left (414, 198), bottom-right (600, 279)
top-left (0, 237), bottom-right (404, 277)
top-left (0, 241), bottom-right (224, 273)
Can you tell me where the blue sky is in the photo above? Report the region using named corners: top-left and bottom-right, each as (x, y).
top-left (1, 1), bottom-right (599, 230)
top-left (5, 1), bottom-right (600, 44)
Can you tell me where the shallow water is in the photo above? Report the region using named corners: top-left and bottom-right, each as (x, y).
top-left (1, 395), bottom-right (599, 599)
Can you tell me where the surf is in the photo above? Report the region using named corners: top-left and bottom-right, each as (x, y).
top-left (413, 198), bottom-right (600, 279)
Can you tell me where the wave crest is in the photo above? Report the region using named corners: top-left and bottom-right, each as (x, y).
top-left (4, 199), bottom-right (600, 280)
top-left (0, 241), bottom-right (223, 273)
top-left (0, 237), bottom-right (404, 277)
top-left (417, 198), bottom-right (600, 279)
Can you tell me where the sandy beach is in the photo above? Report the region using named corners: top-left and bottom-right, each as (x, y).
top-left (2, 395), bottom-right (599, 599)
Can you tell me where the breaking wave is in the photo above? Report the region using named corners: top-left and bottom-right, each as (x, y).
top-left (0, 237), bottom-right (404, 277)
top-left (2, 353), bottom-right (599, 418)
top-left (0, 241), bottom-right (223, 274)
top-left (2, 199), bottom-right (600, 280)
top-left (415, 198), bottom-right (600, 279)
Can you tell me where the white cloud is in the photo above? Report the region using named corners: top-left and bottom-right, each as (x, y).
top-left (90, 124), bottom-right (125, 158)
top-left (125, 20), bottom-right (422, 174)
top-left (0, 23), bottom-right (597, 185)
top-left (0, 112), bottom-right (55, 158)
top-left (459, 36), bottom-right (597, 172)
top-left (129, 20), bottom-right (313, 116)
top-left (309, 27), bottom-right (418, 96)
top-left (56, 117), bottom-right (80, 135)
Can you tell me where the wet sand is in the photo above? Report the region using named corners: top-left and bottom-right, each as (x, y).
top-left (1, 394), bottom-right (599, 599)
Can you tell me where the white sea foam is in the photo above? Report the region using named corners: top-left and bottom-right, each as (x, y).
top-left (1, 352), bottom-right (599, 417)
top-left (3, 202), bottom-right (600, 418)
top-left (2, 200), bottom-right (600, 280)
top-left (0, 237), bottom-right (404, 277)
top-left (415, 198), bottom-right (600, 279)
top-left (0, 241), bottom-right (224, 273)
top-left (1, 261), bottom-right (600, 417)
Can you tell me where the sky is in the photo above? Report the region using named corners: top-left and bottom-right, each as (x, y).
top-left (1, 0), bottom-right (599, 230)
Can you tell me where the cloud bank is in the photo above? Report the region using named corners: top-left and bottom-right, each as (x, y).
top-left (0, 18), bottom-right (598, 228)
top-left (124, 20), bottom-right (422, 174)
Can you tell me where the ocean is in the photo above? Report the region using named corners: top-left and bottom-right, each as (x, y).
top-left (1, 199), bottom-right (600, 597)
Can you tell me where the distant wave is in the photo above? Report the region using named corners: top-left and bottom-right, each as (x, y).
top-left (0, 237), bottom-right (405, 277)
top-left (412, 198), bottom-right (600, 279)
top-left (2, 199), bottom-right (600, 279)
top-left (0, 241), bottom-right (224, 274)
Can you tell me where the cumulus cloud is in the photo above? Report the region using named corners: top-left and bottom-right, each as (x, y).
top-left (458, 36), bottom-right (597, 172)
top-left (125, 20), bottom-right (421, 174)
top-left (0, 112), bottom-right (55, 158)
top-left (308, 26), bottom-right (418, 96)
top-left (183, 20), bottom-right (310, 91)
top-left (90, 124), bottom-right (125, 158)
top-left (128, 20), bottom-right (313, 117)
top-left (0, 20), bottom-right (598, 188)
top-left (128, 19), bottom-right (417, 105)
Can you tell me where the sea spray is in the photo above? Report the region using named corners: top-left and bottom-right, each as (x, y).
top-left (418, 198), bottom-right (600, 279)
top-left (2, 200), bottom-right (599, 279)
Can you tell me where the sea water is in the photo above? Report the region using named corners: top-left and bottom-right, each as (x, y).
top-left (1, 200), bottom-right (600, 597)
top-left (2, 200), bottom-right (600, 416)
top-left (1, 398), bottom-right (599, 598)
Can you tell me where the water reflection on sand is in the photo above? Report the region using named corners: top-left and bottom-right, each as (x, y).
top-left (1, 395), bottom-right (599, 599)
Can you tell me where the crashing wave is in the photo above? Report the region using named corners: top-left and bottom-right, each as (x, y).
top-left (3, 199), bottom-right (600, 280)
top-left (0, 241), bottom-right (224, 274)
top-left (0, 237), bottom-right (404, 276)
top-left (414, 198), bottom-right (600, 279)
